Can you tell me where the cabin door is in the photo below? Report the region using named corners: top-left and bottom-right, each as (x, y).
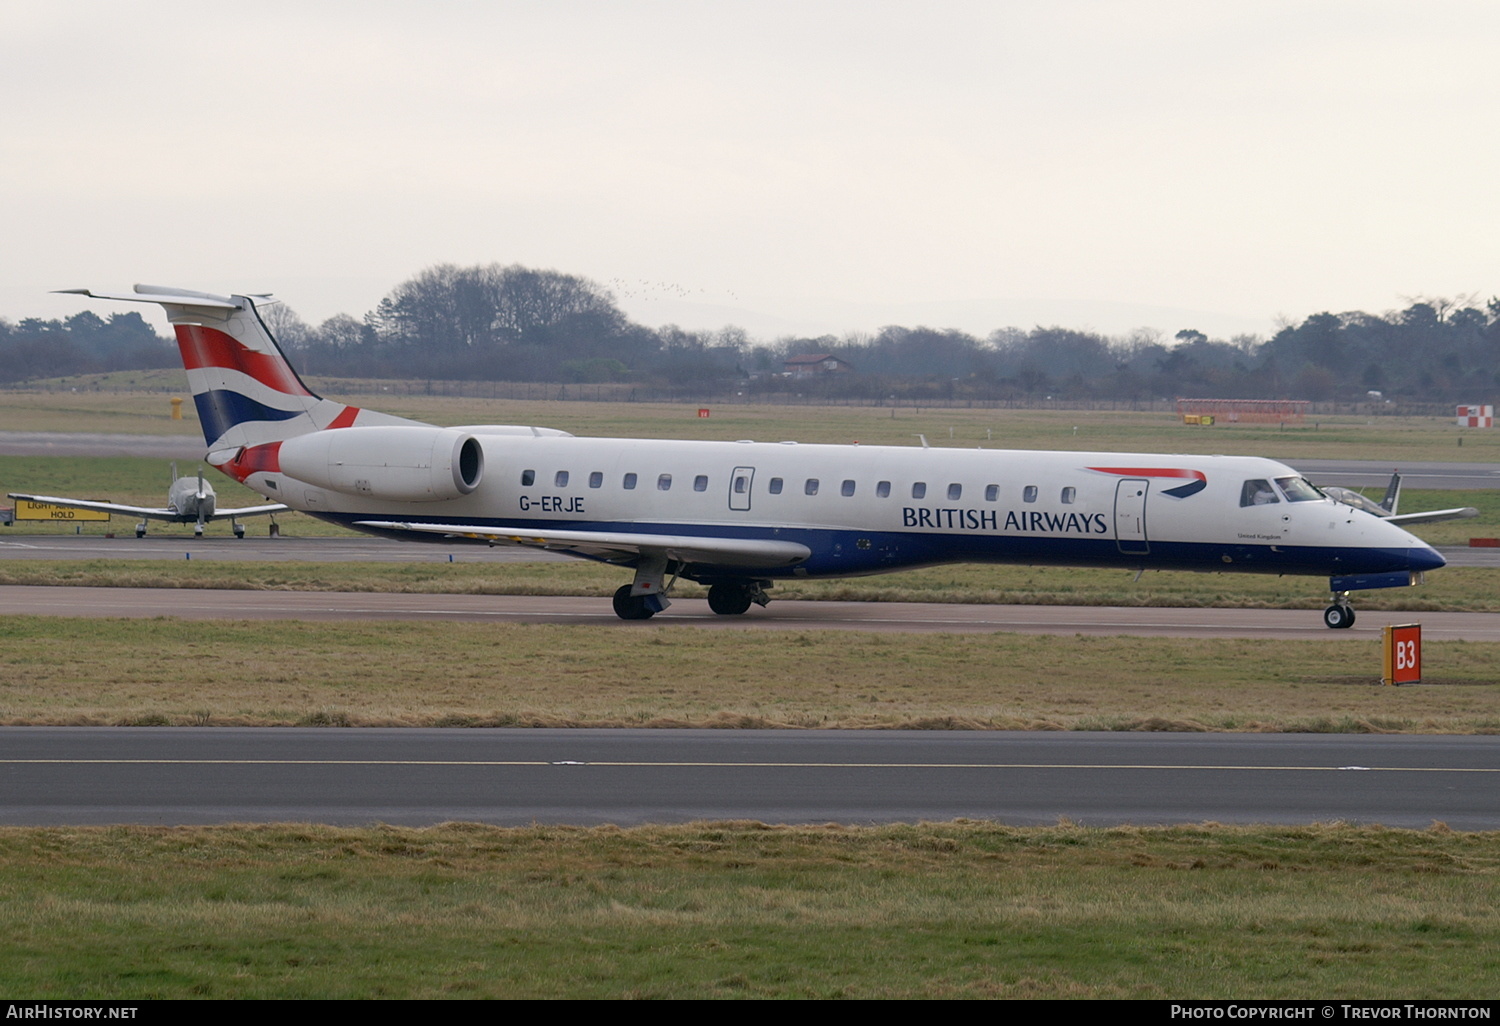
top-left (729, 466), bottom-right (755, 511)
top-left (1113, 479), bottom-right (1149, 555)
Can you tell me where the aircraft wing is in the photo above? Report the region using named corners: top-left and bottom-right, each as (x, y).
top-left (211, 503), bottom-right (289, 517)
top-left (356, 521), bottom-right (812, 568)
top-left (6, 493), bottom-right (287, 520)
top-left (7, 493), bottom-right (177, 519)
top-left (1384, 507), bottom-right (1479, 526)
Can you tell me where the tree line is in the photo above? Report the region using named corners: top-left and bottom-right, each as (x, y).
top-left (5, 264), bottom-right (1499, 402)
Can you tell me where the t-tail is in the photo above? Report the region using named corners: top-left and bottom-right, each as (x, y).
top-left (59, 285), bottom-right (422, 449)
top-left (62, 285), bottom-right (494, 504)
top-left (57, 285), bottom-right (423, 480)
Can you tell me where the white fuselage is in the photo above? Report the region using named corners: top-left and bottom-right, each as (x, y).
top-left (252, 433), bottom-right (1442, 582)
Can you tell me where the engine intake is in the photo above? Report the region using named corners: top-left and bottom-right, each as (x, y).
top-left (278, 426), bottom-right (484, 502)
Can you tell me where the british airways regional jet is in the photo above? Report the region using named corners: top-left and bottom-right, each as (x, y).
top-left (60, 285), bottom-right (1446, 627)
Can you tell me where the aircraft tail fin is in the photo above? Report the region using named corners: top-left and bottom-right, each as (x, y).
top-left (57, 286), bottom-right (422, 452)
top-left (1380, 472), bottom-right (1401, 515)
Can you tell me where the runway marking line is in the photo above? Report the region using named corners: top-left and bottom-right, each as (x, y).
top-left (3, 759), bottom-right (1496, 773)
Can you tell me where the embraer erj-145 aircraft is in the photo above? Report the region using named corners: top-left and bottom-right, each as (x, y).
top-left (9, 463), bottom-right (285, 538)
top-left (62, 285), bottom-right (1446, 627)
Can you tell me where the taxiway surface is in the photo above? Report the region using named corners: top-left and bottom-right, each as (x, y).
top-left (5, 583), bottom-right (1500, 639)
top-left (3, 728), bottom-right (1496, 828)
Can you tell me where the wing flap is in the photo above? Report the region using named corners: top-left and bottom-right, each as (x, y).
top-left (356, 521), bottom-right (811, 568)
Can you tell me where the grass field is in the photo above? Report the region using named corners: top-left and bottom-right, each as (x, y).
top-left (2, 616), bottom-right (1496, 731)
top-left (1, 821), bottom-right (1495, 998)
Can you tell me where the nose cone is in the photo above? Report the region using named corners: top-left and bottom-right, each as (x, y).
top-left (1407, 543), bottom-right (1446, 573)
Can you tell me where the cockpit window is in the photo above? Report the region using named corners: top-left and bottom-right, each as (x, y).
top-left (1275, 476), bottom-right (1323, 502)
top-left (1240, 479), bottom-right (1279, 506)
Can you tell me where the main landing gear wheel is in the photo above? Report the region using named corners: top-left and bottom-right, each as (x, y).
top-left (612, 584), bottom-right (656, 620)
top-left (1323, 604), bottom-right (1356, 629)
top-left (707, 583), bottom-right (754, 616)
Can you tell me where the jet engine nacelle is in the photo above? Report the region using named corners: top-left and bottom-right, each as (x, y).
top-left (277, 426), bottom-right (484, 502)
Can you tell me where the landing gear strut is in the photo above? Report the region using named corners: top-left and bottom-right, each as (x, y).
top-left (1323, 592), bottom-right (1356, 629)
top-left (610, 554), bottom-right (678, 620)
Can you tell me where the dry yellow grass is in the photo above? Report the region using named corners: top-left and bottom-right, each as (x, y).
top-left (1, 617), bottom-right (1496, 731)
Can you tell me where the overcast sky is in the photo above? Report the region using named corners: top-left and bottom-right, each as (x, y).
top-left (3, 1), bottom-right (1497, 342)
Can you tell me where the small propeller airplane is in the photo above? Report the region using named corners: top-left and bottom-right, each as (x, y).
top-left (1320, 472), bottom-right (1478, 527)
top-left (8, 462), bottom-right (286, 538)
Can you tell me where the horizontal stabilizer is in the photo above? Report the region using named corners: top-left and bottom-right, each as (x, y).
top-left (55, 286), bottom-right (241, 310)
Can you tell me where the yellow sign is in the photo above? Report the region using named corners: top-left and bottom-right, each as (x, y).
top-left (13, 500), bottom-right (111, 522)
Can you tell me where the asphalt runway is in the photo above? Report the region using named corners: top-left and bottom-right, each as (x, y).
top-left (3, 583), bottom-right (1499, 639)
top-left (2, 728), bottom-right (1495, 828)
top-left (1291, 458), bottom-right (1500, 491)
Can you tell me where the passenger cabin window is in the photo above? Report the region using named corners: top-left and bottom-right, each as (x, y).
top-left (985, 484), bottom-right (999, 502)
top-left (947, 483), bottom-right (962, 500)
top-left (1061, 487), bottom-right (1076, 504)
top-left (694, 475), bottom-right (708, 492)
top-left (554, 471), bottom-right (569, 488)
top-left (623, 473), bottom-right (637, 490)
top-left (589, 471), bottom-right (603, 489)
top-left (521, 470), bottom-right (535, 486)
top-left (912, 482), bottom-right (927, 499)
top-left (841, 479), bottom-right (856, 497)
top-left (733, 474), bottom-right (749, 494)
top-left (876, 481), bottom-right (891, 498)
top-left (1241, 479), bottom-right (1278, 506)
top-left (805, 478), bottom-right (819, 496)
top-left (657, 474), bottom-right (672, 491)
top-left (1023, 485), bottom-right (1038, 503)
top-left (769, 478), bottom-right (784, 494)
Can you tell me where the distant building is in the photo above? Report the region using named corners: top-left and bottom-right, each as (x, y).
top-left (783, 353), bottom-right (854, 378)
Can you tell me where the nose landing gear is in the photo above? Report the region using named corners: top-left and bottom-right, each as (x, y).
top-left (1323, 592), bottom-right (1356, 629)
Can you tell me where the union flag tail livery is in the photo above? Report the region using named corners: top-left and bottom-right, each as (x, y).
top-left (58, 285), bottom-right (418, 452)
top-left (63, 284), bottom-right (1446, 626)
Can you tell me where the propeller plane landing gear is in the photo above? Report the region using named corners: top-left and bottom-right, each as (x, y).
top-left (1323, 592), bottom-right (1356, 629)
